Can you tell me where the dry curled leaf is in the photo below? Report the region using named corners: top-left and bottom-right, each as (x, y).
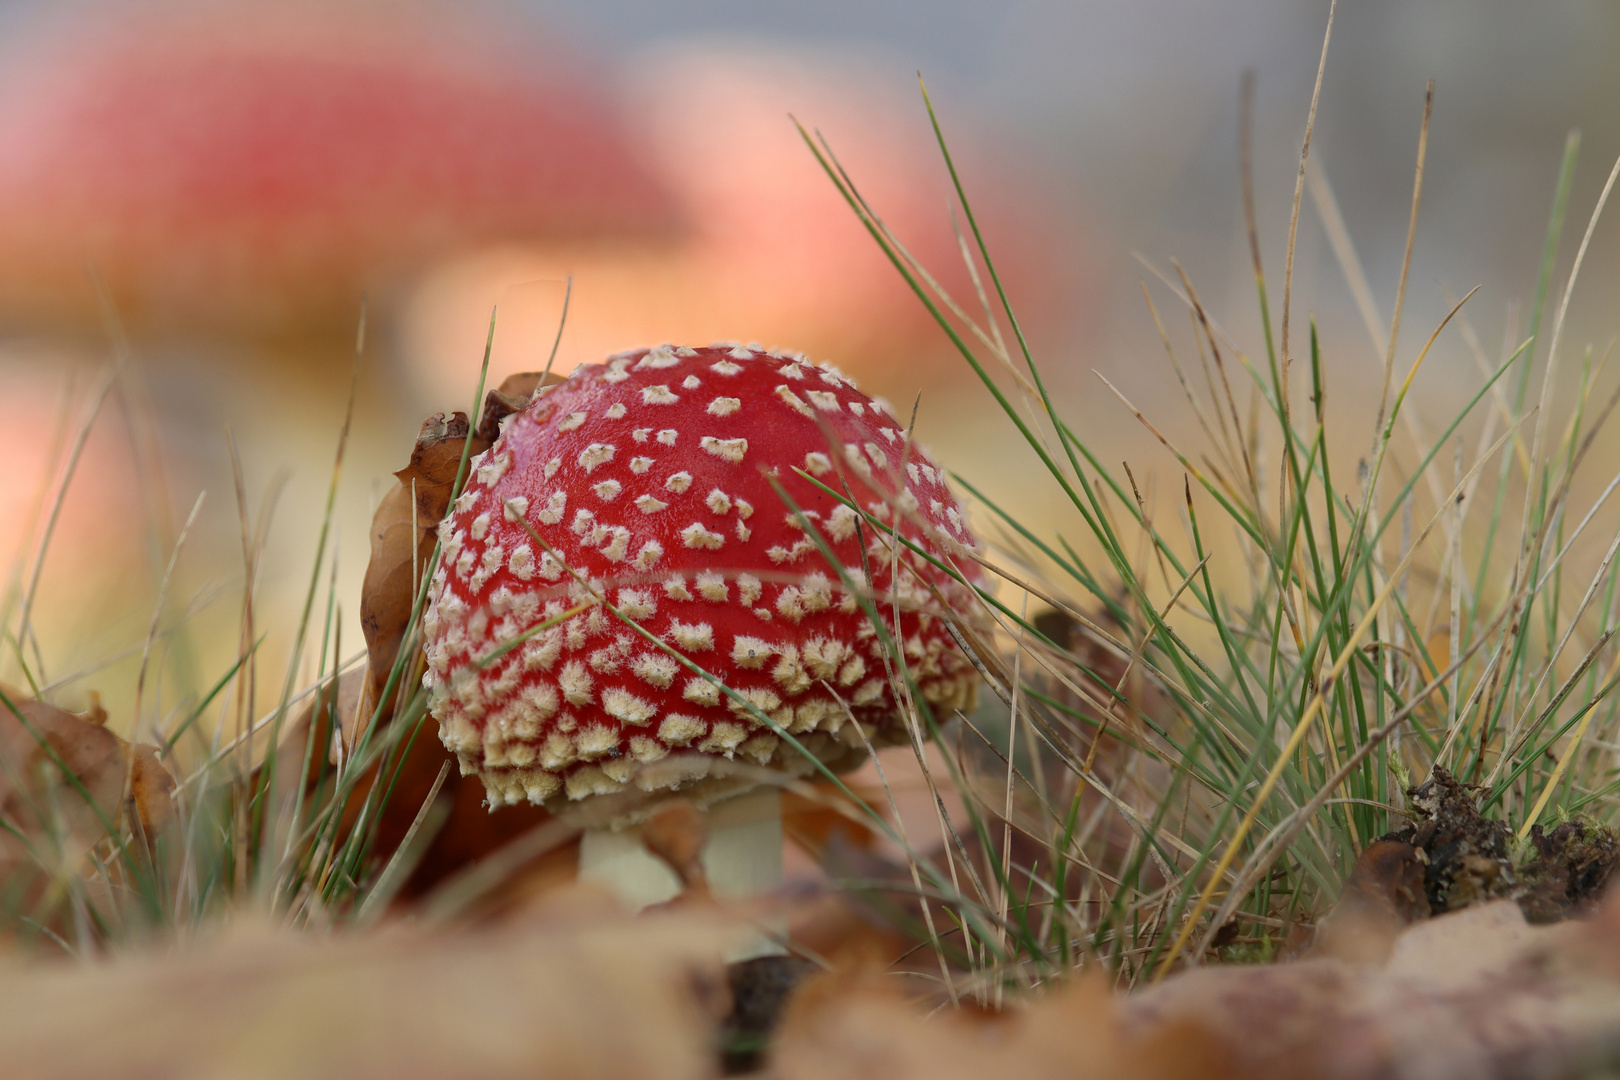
top-left (360, 371), bottom-right (563, 723)
top-left (642, 801), bottom-right (711, 899)
top-left (774, 963), bottom-right (1231, 1080)
top-left (1123, 900), bottom-right (1620, 1080)
top-left (780, 781), bottom-right (885, 861)
top-left (256, 373), bottom-right (575, 911)
top-left (1314, 839), bottom-right (1429, 964)
top-left (0, 688), bottom-right (174, 928)
top-left (268, 665), bottom-right (579, 915)
top-left (337, 371), bottom-right (572, 902)
top-left (360, 408), bottom-right (481, 719)
top-left (0, 887), bottom-right (735, 1080)
top-left (0, 689), bottom-right (173, 840)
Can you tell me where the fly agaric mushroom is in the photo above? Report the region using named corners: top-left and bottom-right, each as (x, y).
top-left (421, 343), bottom-right (985, 909)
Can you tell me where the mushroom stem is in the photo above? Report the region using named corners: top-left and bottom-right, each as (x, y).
top-left (579, 787), bottom-right (786, 960)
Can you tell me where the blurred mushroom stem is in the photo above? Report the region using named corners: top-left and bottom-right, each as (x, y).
top-left (579, 787), bottom-right (786, 960)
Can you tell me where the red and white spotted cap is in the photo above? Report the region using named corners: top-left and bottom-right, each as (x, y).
top-left (421, 343), bottom-right (986, 813)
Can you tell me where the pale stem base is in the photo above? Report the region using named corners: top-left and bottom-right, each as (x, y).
top-left (578, 786), bottom-right (786, 961)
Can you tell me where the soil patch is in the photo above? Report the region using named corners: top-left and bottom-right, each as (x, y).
top-left (1379, 767), bottom-right (1620, 924)
top-left (720, 955), bottom-right (817, 1074)
top-left (1517, 818), bottom-right (1620, 923)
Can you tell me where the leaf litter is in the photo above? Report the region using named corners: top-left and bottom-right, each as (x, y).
top-left (0, 685), bottom-right (173, 939)
top-left (0, 887), bottom-right (737, 1080)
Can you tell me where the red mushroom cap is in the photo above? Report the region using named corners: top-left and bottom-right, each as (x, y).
top-left (422, 344), bottom-right (985, 812)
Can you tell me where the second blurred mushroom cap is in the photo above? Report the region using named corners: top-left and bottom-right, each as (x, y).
top-left (0, 0), bottom-right (677, 342)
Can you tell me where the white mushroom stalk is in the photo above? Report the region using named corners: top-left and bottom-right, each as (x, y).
top-left (580, 787), bottom-right (785, 958)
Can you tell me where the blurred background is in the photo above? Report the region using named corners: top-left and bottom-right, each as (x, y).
top-left (3, 0), bottom-right (1620, 740)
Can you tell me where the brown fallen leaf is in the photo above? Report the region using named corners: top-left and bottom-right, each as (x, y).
top-left (642, 801), bottom-right (712, 900)
top-left (780, 780), bottom-right (885, 861)
top-left (269, 370), bottom-right (573, 905)
top-left (1123, 899), bottom-right (1620, 1080)
top-left (359, 409), bottom-right (477, 724)
top-left (773, 962), bottom-right (1232, 1080)
top-left (0, 689), bottom-right (173, 839)
top-left (360, 371), bottom-right (564, 725)
top-left (262, 667), bottom-right (578, 920)
top-left (0, 886), bottom-right (735, 1080)
top-left (0, 687), bottom-right (174, 934)
top-left (264, 667), bottom-right (367, 813)
top-left (1314, 839), bottom-right (1428, 963)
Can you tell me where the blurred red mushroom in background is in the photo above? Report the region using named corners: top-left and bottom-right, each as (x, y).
top-left (0, 0), bottom-right (686, 725)
top-left (0, 0), bottom-right (677, 346)
top-left (400, 41), bottom-right (1085, 409)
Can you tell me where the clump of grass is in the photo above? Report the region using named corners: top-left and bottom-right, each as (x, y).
top-left (791, 9), bottom-right (1620, 990)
